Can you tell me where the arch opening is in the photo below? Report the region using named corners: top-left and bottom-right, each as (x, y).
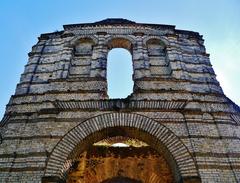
top-left (107, 38), bottom-right (134, 52)
top-left (66, 128), bottom-right (174, 183)
top-left (43, 113), bottom-right (200, 183)
top-left (107, 48), bottom-right (133, 99)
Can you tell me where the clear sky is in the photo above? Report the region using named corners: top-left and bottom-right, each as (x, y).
top-left (0, 0), bottom-right (239, 119)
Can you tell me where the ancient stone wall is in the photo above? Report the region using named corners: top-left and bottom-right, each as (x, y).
top-left (0, 19), bottom-right (240, 183)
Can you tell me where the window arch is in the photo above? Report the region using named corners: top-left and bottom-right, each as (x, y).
top-left (146, 38), bottom-right (172, 76)
top-left (68, 37), bottom-right (95, 78)
top-left (74, 38), bottom-right (94, 56)
top-left (107, 37), bottom-right (134, 52)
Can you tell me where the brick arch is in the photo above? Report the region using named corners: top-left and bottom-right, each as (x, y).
top-left (66, 35), bottom-right (98, 47)
top-left (104, 35), bottom-right (137, 51)
top-left (142, 35), bottom-right (169, 47)
top-left (43, 113), bottom-right (200, 183)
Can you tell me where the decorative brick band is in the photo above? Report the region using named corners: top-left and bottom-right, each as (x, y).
top-left (66, 35), bottom-right (98, 47)
top-left (53, 99), bottom-right (186, 111)
top-left (44, 112), bottom-right (199, 182)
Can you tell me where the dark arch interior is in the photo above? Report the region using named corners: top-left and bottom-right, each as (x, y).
top-left (66, 127), bottom-right (180, 182)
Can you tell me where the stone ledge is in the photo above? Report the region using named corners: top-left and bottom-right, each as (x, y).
top-left (3, 135), bottom-right (62, 140)
top-left (180, 135), bottom-right (240, 140)
top-left (0, 152), bottom-right (48, 158)
top-left (198, 164), bottom-right (240, 170)
top-left (53, 99), bottom-right (187, 111)
top-left (0, 167), bottom-right (45, 172)
top-left (195, 152), bottom-right (240, 158)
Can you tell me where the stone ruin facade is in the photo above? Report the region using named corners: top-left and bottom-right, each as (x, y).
top-left (0, 18), bottom-right (240, 183)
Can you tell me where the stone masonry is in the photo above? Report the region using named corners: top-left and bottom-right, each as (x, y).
top-left (0, 18), bottom-right (240, 183)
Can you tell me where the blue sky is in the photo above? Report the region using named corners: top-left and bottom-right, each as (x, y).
top-left (0, 0), bottom-right (239, 119)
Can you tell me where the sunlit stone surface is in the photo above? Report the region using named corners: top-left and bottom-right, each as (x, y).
top-left (0, 18), bottom-right (240, 183)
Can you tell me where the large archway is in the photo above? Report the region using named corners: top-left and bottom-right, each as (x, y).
top-left (42, 113), bottom-right (200, 183)
top-left (65, 136), bottom-right (174, 183)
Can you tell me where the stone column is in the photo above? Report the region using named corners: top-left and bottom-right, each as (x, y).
top-left (90, 34), bottom-right (108, 78)
top-left (53, 47), bottom-right (73, 79)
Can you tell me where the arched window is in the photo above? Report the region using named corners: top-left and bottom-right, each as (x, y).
top-left (74, 38), bottom-right (94, 55)
top-left (107, 48), bottom-right (133, 98)
top-left (69, 38), bottom-right (94, 78)
top-left (146, 38), bottom-right (171, 76)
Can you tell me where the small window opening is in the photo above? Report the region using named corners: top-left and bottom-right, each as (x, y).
top-left (111, 143), bottom-right (129, 147)
top-left (107, 48), bottom-right (133, 98)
